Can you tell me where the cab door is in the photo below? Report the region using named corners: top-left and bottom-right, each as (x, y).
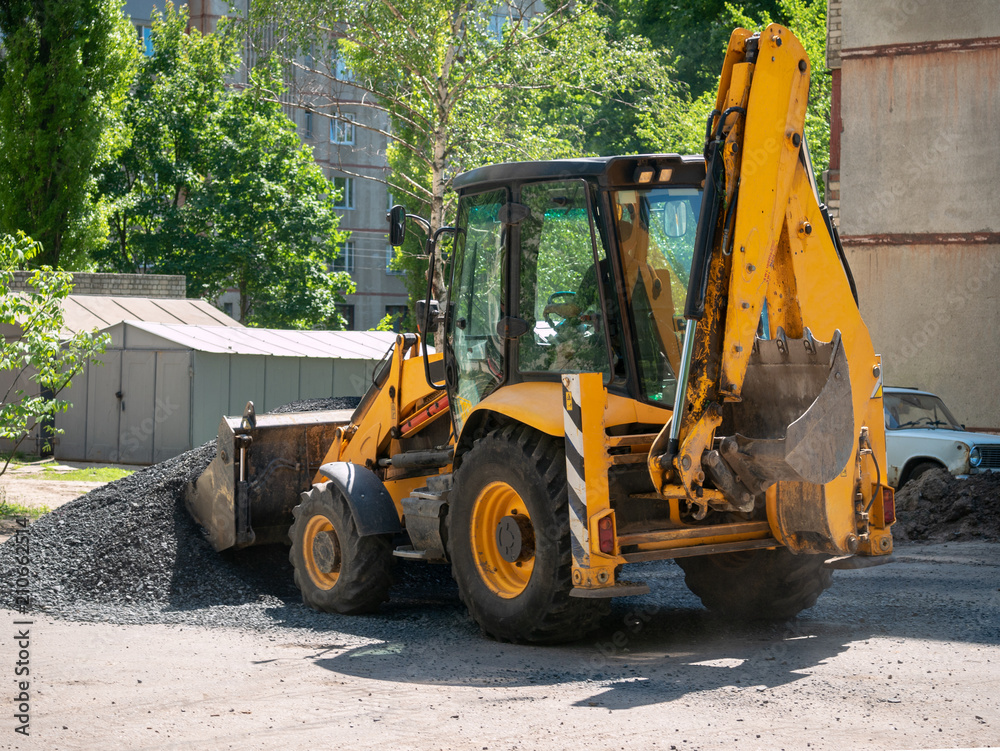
top-left (447, 189), bottom-right (508, 436)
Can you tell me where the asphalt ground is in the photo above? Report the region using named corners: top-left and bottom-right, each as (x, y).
top-left (1, 540), bottom-right (998, 751)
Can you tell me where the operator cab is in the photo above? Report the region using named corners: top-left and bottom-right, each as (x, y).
top-left (445, 155), bottom-right (706, 434)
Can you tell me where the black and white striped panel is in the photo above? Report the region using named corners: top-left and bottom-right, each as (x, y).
top-left (562, 375), bottom-right (589, 568)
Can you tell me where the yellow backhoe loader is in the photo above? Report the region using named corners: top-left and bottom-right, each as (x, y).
top-left (186, 25), bottom-right (895, 642)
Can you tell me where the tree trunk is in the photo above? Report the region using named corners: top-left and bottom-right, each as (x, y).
top-left (430, 119), bottom-right (449, 347)
top-left (239, 279), bottom-right (250, 323)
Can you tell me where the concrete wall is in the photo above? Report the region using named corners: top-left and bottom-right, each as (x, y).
top-left (8, 272), bottom-right (186, 299)
top-left (840, 0), bottom-right (1000, 49)
top-left (835, 0), bottom-right (1000, 429)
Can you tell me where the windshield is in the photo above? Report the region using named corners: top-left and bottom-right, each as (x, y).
top-left (884, 392), bottom-right (962, 431)
top-left (611, 186), bottom-right (702, 403)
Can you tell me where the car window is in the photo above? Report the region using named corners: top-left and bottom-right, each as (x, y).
top-left (884, 393), bottom-right (962, 431)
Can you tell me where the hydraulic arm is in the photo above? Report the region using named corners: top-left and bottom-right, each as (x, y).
top-left (649, 25), bottom-right (891, 558)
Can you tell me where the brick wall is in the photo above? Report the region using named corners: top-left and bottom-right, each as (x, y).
top-left (824, 0), bottom-right (843, 224)
top-left (8, 272), bottom-right (186, 298)
top-left (823, 169), bottom-right (841, 223)
top-left (826, 0), bottom-right (842, 68)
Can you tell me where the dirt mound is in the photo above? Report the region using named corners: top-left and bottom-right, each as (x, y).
top-left (0, 397), bottom-right (361, 626)
top-left (895, 468), bottom-right (1000, 542)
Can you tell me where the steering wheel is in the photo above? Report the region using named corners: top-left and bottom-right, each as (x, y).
top-left (542, 291), bottom-right (580, 329)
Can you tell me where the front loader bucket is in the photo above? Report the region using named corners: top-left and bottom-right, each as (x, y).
top-left (185, 404), bottom-right (353, 551)
top-left (719, 328), bottom-right (854, 494)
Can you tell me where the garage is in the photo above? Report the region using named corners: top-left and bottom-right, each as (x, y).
top-left (55, 322), bottom-right (396, 464)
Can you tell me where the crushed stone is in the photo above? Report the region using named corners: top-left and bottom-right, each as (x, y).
top-left (0, 397), bottom-right (468, 633)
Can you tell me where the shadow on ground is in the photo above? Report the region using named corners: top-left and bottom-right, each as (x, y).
top-left (161, 536), bottom-right (1000, 713)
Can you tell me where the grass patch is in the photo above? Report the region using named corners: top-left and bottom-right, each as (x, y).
top-left (0, 498), bottom-right (50, 519)
top-left (40, 467), bottom-right (133, 483)
top-left (0, 452), bottom-right (43, 465)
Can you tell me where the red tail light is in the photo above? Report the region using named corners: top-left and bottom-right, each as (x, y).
top-left (598, 516), bottom-right (615, 554)
top-left (882, 486), bottom-right (896, 526)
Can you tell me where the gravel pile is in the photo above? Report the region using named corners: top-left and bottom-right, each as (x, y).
top-left (896, 468), bottom-right (1000, 542)
top-left (0, 397), bottom-right (464, 633)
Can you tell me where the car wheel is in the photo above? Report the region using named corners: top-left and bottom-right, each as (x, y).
top-left (902, 460), bottom-right (944, 487)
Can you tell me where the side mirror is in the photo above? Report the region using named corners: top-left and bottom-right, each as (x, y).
top-left (415, 299), bottom-right (440, 335)
top-left (388, 204), bottom-right (407, 247)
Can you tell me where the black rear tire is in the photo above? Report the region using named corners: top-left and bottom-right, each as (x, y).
top-left (676, 547), bottom-right (832, 620)
top-left (448, 424), bottom-right (607, 643)
top-left (902, 460), bottom-right (944, 487)
top-left (289, 483), bottom-right (393, 614)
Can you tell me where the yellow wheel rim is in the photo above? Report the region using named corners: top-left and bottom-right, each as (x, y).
top-left (303, 515), bottom-right (341, 589)
top-left (471, 481), bottom-right (535, 599)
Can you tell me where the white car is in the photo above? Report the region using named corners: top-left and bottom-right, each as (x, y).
top-left (883, 387), bottom-right (1000, 487)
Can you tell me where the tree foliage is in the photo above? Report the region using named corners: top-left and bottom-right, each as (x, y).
top-left (96, 3), bottom-right (352, 328)
top-left (603, 0), bottom-right (785, 100)
top-left (611, 0), bottom-right (831, 195)
top-left (0, 0), bottom-right (138, 268)
top-left (98, 1), bottom-right (239, 276)
top-left (0, 232), bottom-right (107, 473)
top-left (247, 0), bottom-right (679, 321)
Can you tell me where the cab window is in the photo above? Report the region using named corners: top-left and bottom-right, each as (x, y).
top-left (517, 180), bottom-right (611, 377)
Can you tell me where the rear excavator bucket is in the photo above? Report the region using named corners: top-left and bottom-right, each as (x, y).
top-left (716, 328), bottom-right (855, 498)
top-left (184, 402), bottom-right (353, 551)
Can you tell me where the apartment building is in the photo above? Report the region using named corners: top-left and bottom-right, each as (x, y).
top-left (124, 0), bottom-right (409, 331)
top-left (826, 0), bottom-right (1000, 428)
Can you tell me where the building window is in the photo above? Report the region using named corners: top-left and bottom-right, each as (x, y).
top-left (489, 13), bottom-right (506, 41)
top-left (305, 111), bottom-right (314, 139)
top-left (331, 116), bottom-right (355, 145)
top-left (333, 177), bottom-right (355, 209)
top-left (385, 244), bottom-right (404, 275)
top-left (329, 240), bottom-right (354, 272)
top-left (385, 305), bottom-right (408, 332)
top-left (223, 302), bottom-right (234, 317)
top-left (334, 51), bottom-right (352, 81)
top-left (136, 25), bottom-right (154, 56)
top-left (336, 304), bottom-right (355, 330)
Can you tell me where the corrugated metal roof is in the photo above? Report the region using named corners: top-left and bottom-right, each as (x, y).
top-left (63, 295), bottom-right (239, 334)
top-left (120, 321), bottom-right (400, 358)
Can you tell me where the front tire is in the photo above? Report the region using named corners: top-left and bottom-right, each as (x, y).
top-left (676, 547), bottom-right (832, 620)
top-left (289, 483), bottom-right (393, 614)
top-left (448, 425), bottom-right (607, 643)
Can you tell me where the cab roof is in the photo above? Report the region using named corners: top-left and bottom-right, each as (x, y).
top-left (885, 386), bottom-right (936, 397)
top-left (452, 154), bottom-right (706, 192)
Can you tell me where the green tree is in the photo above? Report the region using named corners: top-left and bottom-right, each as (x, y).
top-left (248, 0), bottom-right (677, 324)
top-left (725, 0), bottom-right (831, 193)
top-left (98, 1), bottom-right (239, 275)
top-left (96, 4), bottom-right (352, 328)
top-left (0, 0), bottom-right (138, 268)
top-left (603, 0), bottom-right (784, 100)
top-left (186, 68), bottom-right (354, 327)
top-left (0, 232), bottom-right (107, 474)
